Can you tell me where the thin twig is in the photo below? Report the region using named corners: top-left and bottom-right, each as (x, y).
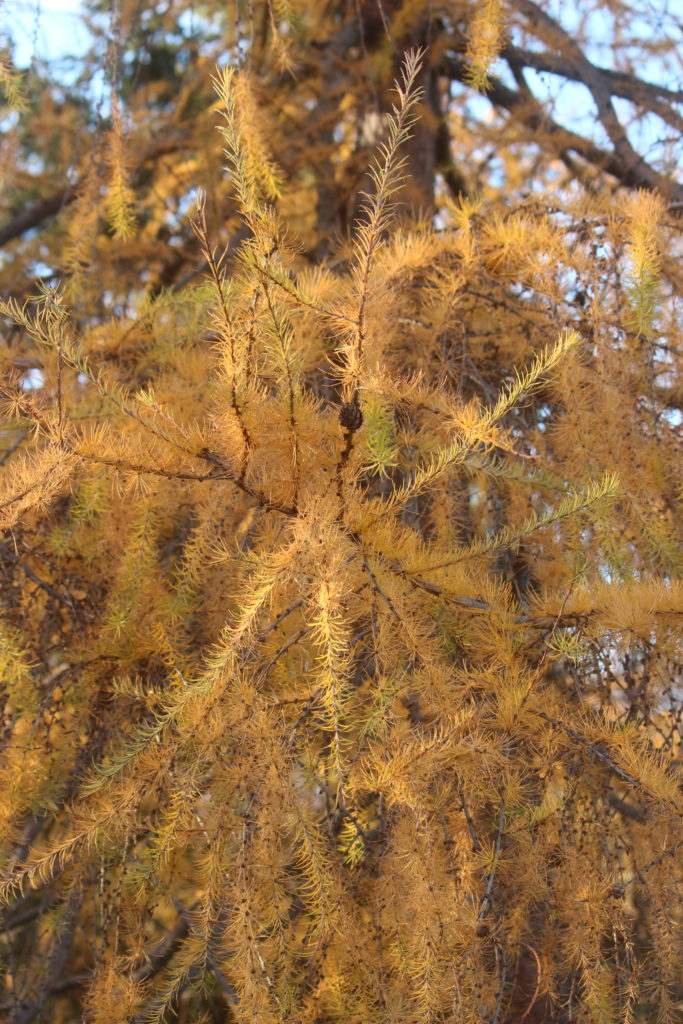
top-left (478, 802), bottom-right (506, 923)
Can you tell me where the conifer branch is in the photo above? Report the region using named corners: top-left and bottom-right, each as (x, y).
top-left (262, 281), bottom-right (300, 503)
top-left (1, 9), bottom-right (681, 1019)
top-left (104, 96), bottom-right (137, 241)
top-left (0, 293), bottom-right (297, 515)
top-left (363, 330), bottom-right (582, 522)
top-left (477, 802), bottom-right (506, 927)
top-left (258, 626), bottom-right (310, 682)
top-left (480, 330), bottom-right (581, 429)
top-left (192, 193), bottom-right (252, 480)
top-left (0, 541), bottom-right (74, 607)
top-left (409, 473), bottom-right (618, 573)
top-left (537, 712), bottom-right (681, 807)
top-left (0, 50), bottom-right (28, 112)
top-left (335, 49), bottom-right (424, 506)
top-left (307, 579), bottom-right (351, 798)
top-left (347, 48), bottom-right (425, 393)
top-left (0, 810), bottom-right (122, 902)
top-left (243, 257), bottom-right (352, 325)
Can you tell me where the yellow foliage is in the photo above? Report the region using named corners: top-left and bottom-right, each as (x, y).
top-left (0, 13), bottom-right (681, 1024)
top-left (104, 96), bottom-right (137, 241)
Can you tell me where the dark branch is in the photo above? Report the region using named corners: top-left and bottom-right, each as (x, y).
top-left (0, 131), bottom-right (191, 251)
top-left (0, 188), bottom-right (76, 250)
top-left (440, 54), bottom-right (683, 202)
top-left (501, 44), bottom-right (683, 134)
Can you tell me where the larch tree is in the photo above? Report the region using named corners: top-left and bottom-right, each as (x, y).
top-left (0, 1), bottom-right (681, 1022)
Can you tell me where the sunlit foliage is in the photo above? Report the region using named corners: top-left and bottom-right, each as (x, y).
top-left (0, 1), bottom-right (681, 1022)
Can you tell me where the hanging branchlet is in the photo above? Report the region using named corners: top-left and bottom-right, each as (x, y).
top-left (623, 190), bottom-right (664, 338)
top-left (0, 50), bottom-right (28, 112)
top-left (192, 192), bottom-right (253, 480)
top-left (104, 95), bottom-right (136, 241)
top-left (465, 0), bottom-right (507, 92)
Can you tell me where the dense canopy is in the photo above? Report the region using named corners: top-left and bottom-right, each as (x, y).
top-left (0, 1), bottom-right (681, 1022)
